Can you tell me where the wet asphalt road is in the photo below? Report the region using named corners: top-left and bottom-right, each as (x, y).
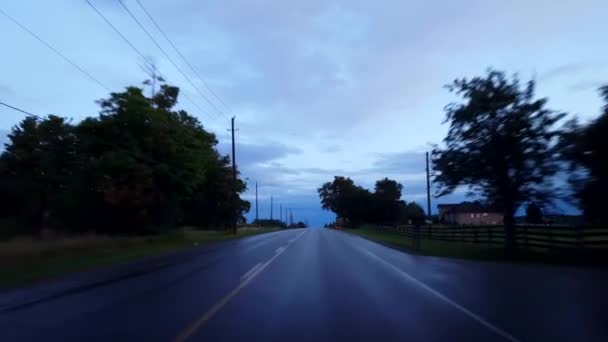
top-left (1, 228), bottom-right (607, 341)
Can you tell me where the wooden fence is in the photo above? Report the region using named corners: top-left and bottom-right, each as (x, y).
top-left (375, 225), bottom-right (608, 250)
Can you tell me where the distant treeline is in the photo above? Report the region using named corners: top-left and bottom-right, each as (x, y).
top-left (0, 82), bottom-right (249, 237)
top-left (318, 177), bottom-right (425, 227)
top-left (252, 219), bottom-right (307, 229)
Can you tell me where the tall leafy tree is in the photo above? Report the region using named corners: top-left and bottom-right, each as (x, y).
top-left (318, 176), bottom-right (374, 225)
top-left (0, 115), bottom-right (77, 232)
top-left (432, 70), bottom-right (565, 251)
top-left (373, 178), bottom-right (404, 224)
top-left (559, 85), bottom-right (608, 224)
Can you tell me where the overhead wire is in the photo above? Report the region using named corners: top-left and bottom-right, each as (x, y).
top-left (0, 100), bottom-right (176, 166)
top-left (133, 0), bottom-right (233, 117)
top-left (117, 0), bottom-right (227, 121)
top-left (84, 0), bottom-right (220, 125)
top-left (0, 100), bottom-right (45, 120)
top-left (0, 7), bottom-right (110, 92)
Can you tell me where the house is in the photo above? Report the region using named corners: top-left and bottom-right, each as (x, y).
top-left (438, 202), bottom-right (503, 225)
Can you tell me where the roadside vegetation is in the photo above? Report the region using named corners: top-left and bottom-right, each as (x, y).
top-left (0, 80), bottom-right (250, 240)
top-left (0, 227), bottom-right (278, 288)
top-left (346, 227), bottom-right (608, 266)
top-left (0, 80), bottom-right (270, 286)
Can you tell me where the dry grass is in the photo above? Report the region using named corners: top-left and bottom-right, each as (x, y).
top-left (0, 227), bottom-right (279, 288)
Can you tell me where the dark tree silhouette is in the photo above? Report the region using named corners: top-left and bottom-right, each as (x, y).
top-left (432, 69), bottom-right (565, 252)
top-left (559, 85), bottom-right (608, 224)
top-left (525, 203), bottom-right (543, 224)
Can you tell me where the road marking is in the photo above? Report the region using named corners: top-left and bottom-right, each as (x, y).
top-left (360, 248), bottom-right (520, 342)
top-left (174, 229), bottom-right (307, 342)
top-left (240, 262), bottom-right (263, 282)
top-left (244, 233), bottom-right (283, 252)
top-left (275, 246), bottom-right (285, 254)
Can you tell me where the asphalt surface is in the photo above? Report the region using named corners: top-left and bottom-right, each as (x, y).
top-left (1, 228), bottom-right (607, 341)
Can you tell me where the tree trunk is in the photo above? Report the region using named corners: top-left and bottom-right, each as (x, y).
top-left (503, 210), bottom-right (517, 254)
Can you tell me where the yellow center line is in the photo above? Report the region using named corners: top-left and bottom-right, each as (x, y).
top-left (173, 229), bottom-right (307, 342)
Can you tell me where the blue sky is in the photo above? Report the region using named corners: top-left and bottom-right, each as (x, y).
top-left (1, 0), bottom-right (607, 226)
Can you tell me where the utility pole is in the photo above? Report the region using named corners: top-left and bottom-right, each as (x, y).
top-left (290, 208), bottom-right (293, 226)
top-left (426, 151), bottom-right (431, 217)
top-left (255, 181), bottom-right (259, 224)
top-left (270, 194), bottom-right (274, 220)
top-left (230, 116), bottom-right (237, 234)
top-left (279, 204), bottom-right (282, 223)
top-left (141, 61), bottom-right (162, 99)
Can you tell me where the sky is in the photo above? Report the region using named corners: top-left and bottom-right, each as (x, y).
top-left (1, 0), bottom-right (607, 226)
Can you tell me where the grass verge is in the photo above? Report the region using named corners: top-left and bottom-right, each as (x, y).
top-left (345, 228), bottom-right (607, 266)
top-left (0, 227), bottom-right (279, 289)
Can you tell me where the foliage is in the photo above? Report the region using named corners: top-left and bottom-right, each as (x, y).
top-left (289, 221), bottom-right (307, 229)
top-left (525, 203), bottom-right (543, 224)
top-left (0, 82), bottom-right (249, 236)
top-left (403, 202), bottom-right (426, 224)
top-left (432, 69), bottom-right (565, 250)
top-left (559, 85), bottom-right (608, 224)
top-left (252, 219), bottom-right (287, 228)
top-left (318, 176), bottom-right (422, 226)
top-left (373, 178), bottom-right (404, 224)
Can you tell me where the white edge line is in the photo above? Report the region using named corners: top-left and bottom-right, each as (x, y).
top-left (275, 246), bottom-right (285, 254)
top-left (240, 262), bottom-right (263, 282)
top-left (360, 248), bottom-right (520, 342)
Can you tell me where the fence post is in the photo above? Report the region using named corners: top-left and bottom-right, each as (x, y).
top-left (474, 226), bottom-right (478, 244)
top-left (488, 226), bottom-right (492, 247)
top-left (577, 226), bottom-right (584, 253)
top-left (546, 228), bottom-right (553, 250)
top-left (524, 225), bottom-right (529, 249)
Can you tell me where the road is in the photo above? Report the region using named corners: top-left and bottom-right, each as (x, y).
top-left (1, 228), bottom-right (607, 341)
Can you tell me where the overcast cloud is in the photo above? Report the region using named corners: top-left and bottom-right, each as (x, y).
top-left (1, 0), bottom-right (607, 225)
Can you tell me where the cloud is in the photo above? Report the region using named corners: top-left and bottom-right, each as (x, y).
top-left (568, 80), bottom-right (604, 92)
top-left (0, 84), bottom-right (14, 97)
top-left (217, 140), bottom-right (302, 168)
top-left (370, 151), bottom-right (427, 174)
top-left (539, 63), bottom-right (590, 82)
top-left (321, 144), bottom-right (341, 153)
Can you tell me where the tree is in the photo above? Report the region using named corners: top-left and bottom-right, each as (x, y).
top-left (0, 81), bottom-right (250, 235)
top-left (0, 115), bottom-right (77, 233)
top-left (318, 176), bottom-right (372, 224)
top-left (404, 202), bottom-right (425, 224)
top-left (559, 85), bottom-right (608, 224)
top-left (373, 178), bottom-right (404, 224)
top-left (318, 176), bottom-right (409, 226)
top-left (432, 70), bottom-right (565, 251)
top-left (525, 203), bottom-right (543, 224)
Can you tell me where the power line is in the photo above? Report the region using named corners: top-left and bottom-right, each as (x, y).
top-left (85, 0), bottom-right (220, 124)
top-left (117, 0), bottom-right (226, 121)
top-left (0, 7), bottom-right (110, 92)
top-left (134, 0), bottom-right (233, 117)
top-left (0, 100), bottom-right (172, 166)
top-left (0, 100), bottom-right (45, 120)
top-left (85, 0), bottom-right (153, 68)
